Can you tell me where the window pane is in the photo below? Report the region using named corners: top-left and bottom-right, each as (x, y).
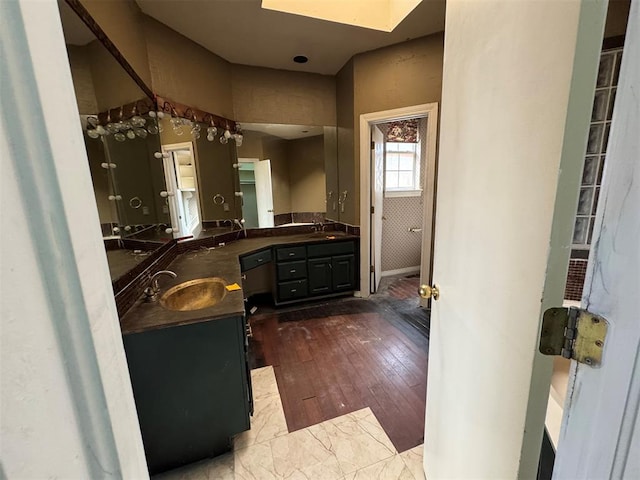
top-left (577, 188), bottom-right (594, 215)
top-left (586, 124), bottom-right (603, 154)
top-left (386, 154), bottom-right (399, 171)
top-left (399, 154), bottom-right (414, 170)
top-left (592, 187), bottom-right (600, 215)
top-left (587, 217), bottom-right (596, 245)
top-left (597, 53), bottom-right (615, 87)
top-left (592, 89), bottom-right (608, 122)
top-left (607, 88), bottom-right (616, 120)
top-left (386, 171), bottom-right (399, 189)
top-left (386, 142), bottom-right (399, 152)
top-left (582, 156), bottom-right (598, 185)
top-left (398, 171), bottom-right (413, 188)
top-left (602, 122), bottom-right (611, 153)
top-left (573, 217), bottom-right (589, 244)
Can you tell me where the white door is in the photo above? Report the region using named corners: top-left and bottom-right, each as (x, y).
top-left (554, 2), bottom-right (639, 477)
top-left (371, 125), bottom-right (384, 293)
top-left (162, 142), bottom-right (201, 239)
top-left (254, 159), bottom-right (275, 228)
top-left (423, 1), bottom-right (605, 478)
top-left (419, 114), bottom-right (438, 308)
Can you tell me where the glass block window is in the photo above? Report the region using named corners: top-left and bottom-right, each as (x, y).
top-left (572, 47), bottom-right (622, 248)
top-left (385, 142), bottom-right (421, 191)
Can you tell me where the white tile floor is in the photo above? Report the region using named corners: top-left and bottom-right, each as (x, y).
top-left (155, 366), bottom-right (425, 480)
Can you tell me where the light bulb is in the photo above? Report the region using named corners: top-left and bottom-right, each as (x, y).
top-left (207, 132), bottom-right (214, 141)
top-left (126, 129), bottom-right (136, 140)
top-left (148, 111), bottom-right (156, 118)
top-left (224, 129), bottom-right (232, 139)
top-left (160, 191), bottom-right (168, 197)
top-left (87, 129), bottom-right (100, 139)
top-left (220, 135), bottom-right (228, 144)
top-left (165, 227), bottom-right (173, 234)
top-left (157, 111), bottom-right (165, 119)
top-left (108, 195), bottom-right (116, 201)
top-left (114, 132), bottom-right (126, 142)
top-left (96, 125), bottom-right (107, 136)
top-left (124, 225), bottom-right (132, 231)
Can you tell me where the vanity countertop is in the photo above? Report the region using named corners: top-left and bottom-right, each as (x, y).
top-left (120, 231), bottom-right (357, 335)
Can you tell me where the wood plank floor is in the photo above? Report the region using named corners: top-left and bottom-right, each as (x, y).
top-left (248, 275), bottom-right (429, 453)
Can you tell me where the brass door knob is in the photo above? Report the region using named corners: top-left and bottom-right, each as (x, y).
top-left (419, 284), bottom-right (440, 300)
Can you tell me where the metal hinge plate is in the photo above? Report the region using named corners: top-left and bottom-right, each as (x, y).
top-left (371, 205), bottom-right (375, 214)
top-left (539, 307), bottom-right (608, 367)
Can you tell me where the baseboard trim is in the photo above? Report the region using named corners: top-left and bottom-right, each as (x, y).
top-left (381, 266), bottom-right (420, 278)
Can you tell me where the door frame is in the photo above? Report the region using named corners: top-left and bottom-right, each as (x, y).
top-left (161, 141), bottom-right (201, 239)
top-left (238, 157), bottom-right (275, 228)
top-left (358, 103), bottom-right (439, 299)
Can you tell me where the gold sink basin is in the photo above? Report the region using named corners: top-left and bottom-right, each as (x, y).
top-left (160, 277), bottom-right (227, 312)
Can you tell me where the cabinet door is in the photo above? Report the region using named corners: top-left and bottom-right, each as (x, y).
top-left (332, 254), bottom-right (356, 291)
top-left (307, 257), bottom-right (333, 295)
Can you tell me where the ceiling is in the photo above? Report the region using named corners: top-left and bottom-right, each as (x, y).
top-left (136, 0), bottom-right (446, 75)
top-left (242, 123), bottom-right (325, 140)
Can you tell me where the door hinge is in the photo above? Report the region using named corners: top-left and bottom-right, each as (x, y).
top-left (539, 307), bottom-right (608, 367)
top-left (370, 265), bottom-right (375, 273)
top-left (371, 140), bottom-right (375, 150)
top-left (371, 205), bottom-right (375, 214)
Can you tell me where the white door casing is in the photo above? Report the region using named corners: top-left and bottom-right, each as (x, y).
top-left (359, 103), bottom-right (438, 299)
top-left (254, 159), bottom-right (275, 228)
top-left (424, 1), bottom-right (605, 478)
top-left (554, 1), bottom-right (640, 478)
top-left (371, 125), bottom-right (384, 293)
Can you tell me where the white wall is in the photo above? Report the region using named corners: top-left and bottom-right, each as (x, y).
top-left (0, 2), bottom-right (148, 478)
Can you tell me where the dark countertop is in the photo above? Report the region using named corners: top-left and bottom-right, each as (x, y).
top-left (120, 231), bottom-right (357, 335)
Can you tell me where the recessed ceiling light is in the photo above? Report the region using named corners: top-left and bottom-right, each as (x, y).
top-left (293, 55), bottom-right (308, 64)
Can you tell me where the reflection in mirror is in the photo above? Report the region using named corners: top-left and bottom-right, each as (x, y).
top-left (237, 124), bottom-right (336, 228)
top-left (59, 0), bottom-right (171, 285)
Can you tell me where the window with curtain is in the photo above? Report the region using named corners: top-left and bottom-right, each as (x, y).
top-left (385, 142), bottom-right (421, 194)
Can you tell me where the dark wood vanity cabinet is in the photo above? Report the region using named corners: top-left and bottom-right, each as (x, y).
top-left (273, 239), bottom-right (357, 305)
top-left (123, 315), bottom-right (252, 475)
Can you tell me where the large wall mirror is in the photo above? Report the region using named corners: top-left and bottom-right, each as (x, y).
top-left (58, 0), bottom-right (340, 285)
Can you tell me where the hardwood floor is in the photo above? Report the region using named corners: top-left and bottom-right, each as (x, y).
top-left (248, 275), bottom-right (429, 453)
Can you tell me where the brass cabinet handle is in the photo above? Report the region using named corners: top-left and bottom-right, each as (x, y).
top-left (419, 284), bottom-right (440, 300)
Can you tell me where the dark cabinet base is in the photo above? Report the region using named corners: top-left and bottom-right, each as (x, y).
top-left (123, 317), bottom-right (251, 474)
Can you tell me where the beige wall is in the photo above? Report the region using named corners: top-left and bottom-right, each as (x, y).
top-left (77, 0), bottom-right (152, 87)
top-left (236, 130), bottom-right (264, 160)
top-left (262, 136), bottom-right (290, 214)
top-left (323, 126), bottom-right (339, 220)
top-left (144, 16), bottom-right (234, 119)
top-left (335, 59), bottom-right (356, 224)
top-left (67, 45), bottom-right (98, 114)
top-left (87, 41), bottom-right (147, 111)
top-left (66, 40), bottom-right (144, 112)
top-left (231, 65), bottom-right (336, 126)
top-left (287, 135), bottom-right (326, 212)
top-left (349, 33), bottom-right (445, 225)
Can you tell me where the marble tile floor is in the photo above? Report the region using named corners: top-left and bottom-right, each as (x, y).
top-left (155, 366), bottom-right (425, 480)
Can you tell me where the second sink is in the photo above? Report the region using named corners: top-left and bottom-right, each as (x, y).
top-left (160, 277), bottom-right (227, 312)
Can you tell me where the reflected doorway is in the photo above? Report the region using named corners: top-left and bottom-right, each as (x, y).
top-left (239, 158), bottom-right (275, 228)
top-left (162, 142), bottom-right (202, 239)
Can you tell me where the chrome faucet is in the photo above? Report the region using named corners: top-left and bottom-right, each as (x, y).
top-left (144, 270), bottom-right (177, 301)
top-left (312, 222), bottom-right (325, 233)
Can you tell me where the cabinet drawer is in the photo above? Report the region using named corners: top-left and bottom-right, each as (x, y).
top-left (307, 241), bottom-right (355, 258)
top-left (277, 260), bottom-right (307, 281)
top-left (275, 246), bottom-right (306, 262)
top-left (278, 279), bottom-right (308, 301)
top-left (240, 249), bottom-right (272, 271)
